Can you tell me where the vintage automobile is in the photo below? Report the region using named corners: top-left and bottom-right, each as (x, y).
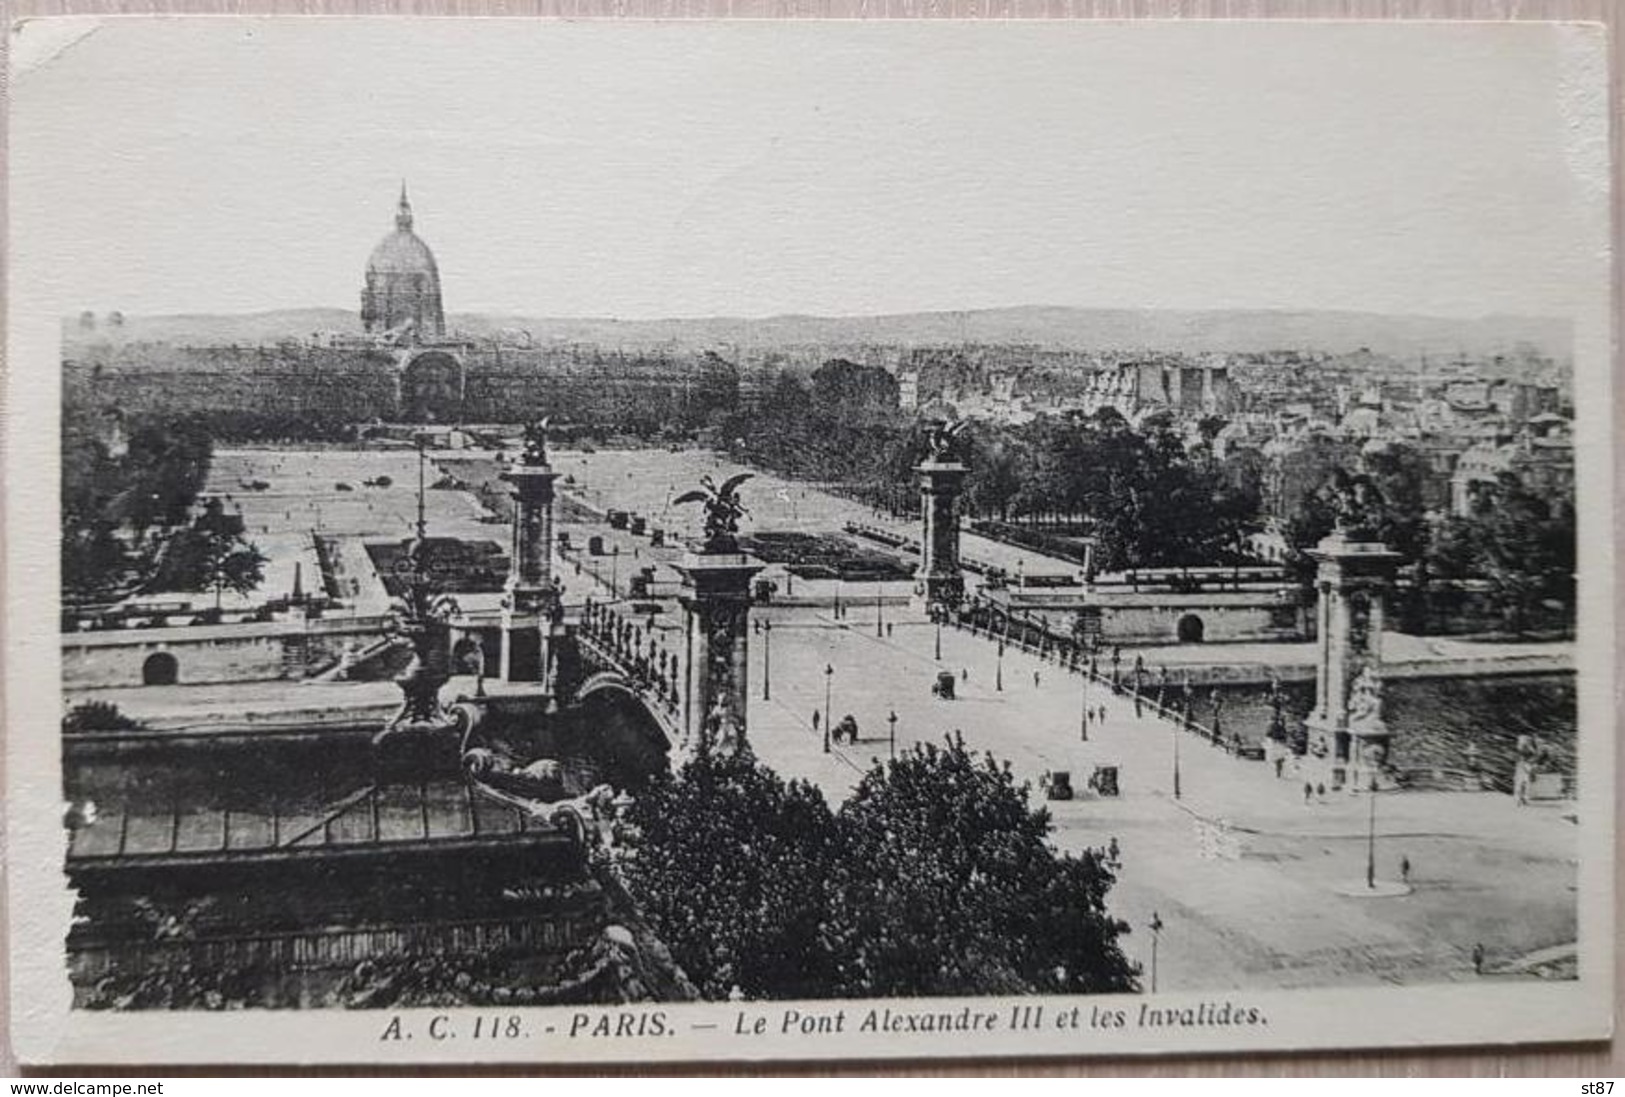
top-left (931, 670), bottom-right (957, 700)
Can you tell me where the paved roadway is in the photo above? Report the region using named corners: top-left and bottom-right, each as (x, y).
top-left (739, 605), bottom-right (1579, 992)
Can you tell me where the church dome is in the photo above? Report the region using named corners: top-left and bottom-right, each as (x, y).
top-left (361, 184), bottom-right (446, 338)
top-left (367, 227), bottom-right (440, 278)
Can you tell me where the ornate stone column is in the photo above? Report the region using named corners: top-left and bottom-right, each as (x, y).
top-left (675, 552), bottom-right (763, 753)
top-left (916, 458), bottom-right (968, 609)
top-left (499, 423), bottom-right (562, 685)
top-left (1304, 529), bottom-right (1401, 789)
top-left (671, 473), bottom-right (763, 753)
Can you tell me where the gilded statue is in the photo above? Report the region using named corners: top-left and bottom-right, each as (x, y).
top-left (674, 472), bottom-right (754, 553)
top-left (522, 416), bottom-right (551, 465)
top-left (1327, 468), bottom-right (1384, 539)
top-left (924, 418), bottom-right (969, 462)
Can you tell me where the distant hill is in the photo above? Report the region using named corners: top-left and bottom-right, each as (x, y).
top-left (63, 304), bottom-right (1570, 361)
top-left (65, 309), bottom-right (361, 347)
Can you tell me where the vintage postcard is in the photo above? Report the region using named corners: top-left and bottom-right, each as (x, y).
top-left (5, 16), bottom-right (1614, 1066)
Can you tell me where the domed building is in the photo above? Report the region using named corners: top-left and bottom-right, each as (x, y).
top-left (361, 184), bottom-right (445, 339)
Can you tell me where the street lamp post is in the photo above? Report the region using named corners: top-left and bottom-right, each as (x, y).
top-left (834, 579), bottom-right (842, 621)
top-left (876, 589), bottom-right (884, 638)
top-left (935, 616), bottom-right (943, 662)
top-left (823, 663), bottom-right (834, 753)
top-left (1366, 773), bottom-right (1379, 890)
top-left (762, 618), bottom-right (772, 701)
top-left (1172, 715), bottom-right (1182, 800)
top-left (1080, 668), bottom-right (1090, 742)
top-left (1148, 911), bottom-right (1164, 993)
top-left (996, 642), bottom-right (1005, 692)
top-left (610, 545), bottom-right (620, 598)
top-left (888, 709), bottom-right (898, 761)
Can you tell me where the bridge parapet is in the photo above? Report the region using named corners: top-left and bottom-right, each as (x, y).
top-left (573, 605), bottom-right (685, 748)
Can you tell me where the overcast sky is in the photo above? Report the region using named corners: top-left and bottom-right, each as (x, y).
top-left (10, 18), bottom-right (1608, 321)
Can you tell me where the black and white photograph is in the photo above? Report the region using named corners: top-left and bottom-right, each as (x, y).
top-left (5, 16), bottom-right (1614, 1065)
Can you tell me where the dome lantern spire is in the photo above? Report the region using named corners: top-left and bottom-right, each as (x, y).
top-left (396, 181), bottom-right (413, 232)
top-left (362, 183), bottom-right (444, 338)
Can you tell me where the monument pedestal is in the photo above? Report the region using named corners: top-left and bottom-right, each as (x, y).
top-left (675, 552), bottom-right (763, 753)
top-left (500, 454), bottom-right (562, 687)
top-left (1305, 530), bottom-right (1401, 791)
top-left (915, 459), bottom-right (968, 610)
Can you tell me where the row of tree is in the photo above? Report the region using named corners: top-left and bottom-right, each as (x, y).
top-left (953, 411), bottom-right (1261, 571)
top-left (616, 734), bottom-right (1137, 1001)
top-left (725, 372), bottom-right (1262, 572)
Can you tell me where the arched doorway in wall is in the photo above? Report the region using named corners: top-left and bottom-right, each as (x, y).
top-left (1176, 614), bottom-right (1205, 644)
top-left (142, 651), bottom-right (179, 686)
top-left (399, 351), bottom-right (464, 423)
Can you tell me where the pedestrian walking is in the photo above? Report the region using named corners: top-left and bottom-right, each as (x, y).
top-left (1274, 756), bottom-right (1285, 779)
top-left (1400, 854), bottom-right (1411, 885)
top-left (1107, 836), bottom-right (1120, 864)
top-left (1304, 781), bottom-right (1313, 805)
top-left (1471, 942), bottom-right (1486, 975)
top-left (961, 668), bottom-right (968, 682)
top-left (1033, 670), bottom-right (1041, 688)
top-left (1316, 782), bottom-right (1326, 801)
top-left (812, 710), bottom-right (820, 732)
top-left (886, 622), bottom-right (893, 638)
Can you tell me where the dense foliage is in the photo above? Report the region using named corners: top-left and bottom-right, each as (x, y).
top-left (614, 744), bottom-right (842, 1000)
top-left (726, 369), bottom-right (1261, 571)
top-left (722, 363), bottom-right (914, 486)
top-left (62, 700), bottom-right (143, 734)
top-left (1431, 473), bottom-right (1576, 635)
top-left (148, 497), bottom-right (268, 608)
top-left (825, 735), bottom-right (1136, 997)
top-left (617, 735), bottom-right (1138, 1000)
top-left (61, 403), bottom-right (214, 602)
top-left (1281, 445), bottom-right (1575, 635)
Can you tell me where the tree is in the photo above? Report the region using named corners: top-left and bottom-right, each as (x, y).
top-left (825, 734), bottom-right (1137, 998)
top-left (62, 700), bottom-right (142, 734)
top-left (150, 498), bottom-right (268, 610)
top-left (61, 405), bottom-right (217, 602)
top-left (616, 745), bottom-right (841, 1001)
top-left (1440, 473), bottom-right (1575, 635)
top-left (617, 736), bottom-right (1138, 1000)
top-left (810, 358), bottom-right (900, 418)
top-left (62, 520), bottom-right (131, 604)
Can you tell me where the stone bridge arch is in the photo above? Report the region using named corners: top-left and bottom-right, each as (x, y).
top-left (570, 671), bottom-right (674, 781)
